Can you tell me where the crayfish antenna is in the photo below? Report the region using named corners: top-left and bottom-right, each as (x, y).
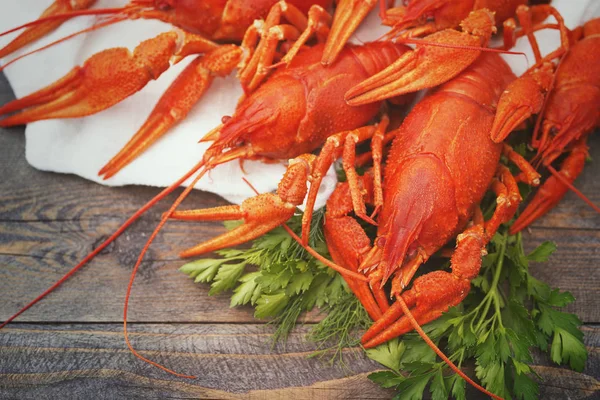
top-left (0, 158), bottom-right (207, 330)
top-left (283, 224), bottom-right (369, 282)
top-left (395, 297), bottom-right (504, 400)
top-left (546, 165), bottom-right (600, 214)
top-left (0, 16), bottom-right (128, 73)
top-left (121, 149), bottom-right (271, 377)
top-left (122, 164), bottom-right (212, 379)
top-left (0, 1), bottom-right (141, 59)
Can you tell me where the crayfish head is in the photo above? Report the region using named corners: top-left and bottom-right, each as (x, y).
top-left (376, 155), bottom-right (460, 284)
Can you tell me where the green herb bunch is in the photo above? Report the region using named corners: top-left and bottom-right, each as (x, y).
top-left (366, 232), bottom-right (587, 400)
top-left (181, 197), bottom-right (587, 400)
top-left (180, 209), bottom-right (371, 348)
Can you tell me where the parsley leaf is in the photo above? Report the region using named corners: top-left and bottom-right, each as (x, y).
top-left (255, 291), bottom-right (289, 318)
top-left (527, 241), bottom-right (557, 262)
top-left (230, 271), bottom-right (262, 307)
top-left (366, 230), bottom-right (586, 399)
top-left (365, 339), bottom-right (405, 373)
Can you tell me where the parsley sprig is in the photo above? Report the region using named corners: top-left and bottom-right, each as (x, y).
top-left (366, 230), bottom-right (587, 400)
top-left (181, 192), bottom-right (587, 399)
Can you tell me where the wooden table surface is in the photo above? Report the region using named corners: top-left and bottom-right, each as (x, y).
top-left (0, 73), bottom-right (598, 399)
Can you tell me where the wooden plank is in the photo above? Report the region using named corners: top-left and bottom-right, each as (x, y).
top-left (1, 225), bottom-right (599, 324)
top-left (523, 228), bottom-right (600, 322)
top-left (0, 324), bottom-right (388, 398)
top-left (0, 324), bottom-right (598, 399)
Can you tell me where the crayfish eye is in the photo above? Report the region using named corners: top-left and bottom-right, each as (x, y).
top-left (156, 0), bottom-right (174, 11)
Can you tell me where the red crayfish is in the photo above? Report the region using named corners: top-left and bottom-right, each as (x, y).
top-left (490, 5), bottom-right (600, 232)
top-left (1, 4), bottom-right (595, 399)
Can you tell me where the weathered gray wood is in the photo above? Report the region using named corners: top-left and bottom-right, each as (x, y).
top-left (0, 324), bottom-right (388, 398)
top-left (0, 226), bottom-right (598, 324)
top-left (523, 228), bottom-right (600, 322)
top-left (0, 324), bottom-right (598, 399)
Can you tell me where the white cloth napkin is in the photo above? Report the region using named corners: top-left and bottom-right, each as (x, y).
top-left (0, 0), bottom-right (596, 205)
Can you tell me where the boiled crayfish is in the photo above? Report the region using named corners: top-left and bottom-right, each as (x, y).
top-left (1, 4), bottom-right (593, 398)
top-left (489, 5), bottom-right (600, 232)
top-left (0, 7), bottom-right (511, 385)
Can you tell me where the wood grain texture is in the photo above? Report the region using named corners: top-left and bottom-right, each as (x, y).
top-left (0, 71), bottom-right (599, 399)
top-left (1, 324), bottom-right (599, 399)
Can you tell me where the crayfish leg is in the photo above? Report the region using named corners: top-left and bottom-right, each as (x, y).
top-left (510, 139), bottom-right (591, 234)
top-left (301, 124), bottom-right (379, 245)
top-left (484, 165), bottom-right (522, 239)
top-left (324, 176), bottom-right (387, 320)
top-left (325, 214), bottom-right (383, 320)
top-left (279, 5), bottom-right (331, 67)
top-left (239, 3), bottom-right (332, 92)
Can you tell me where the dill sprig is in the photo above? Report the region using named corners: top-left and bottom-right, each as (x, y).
top-left (308, 293), bottom-right (372, 369)
top-left (180, 208), bottom-right (363, 352)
